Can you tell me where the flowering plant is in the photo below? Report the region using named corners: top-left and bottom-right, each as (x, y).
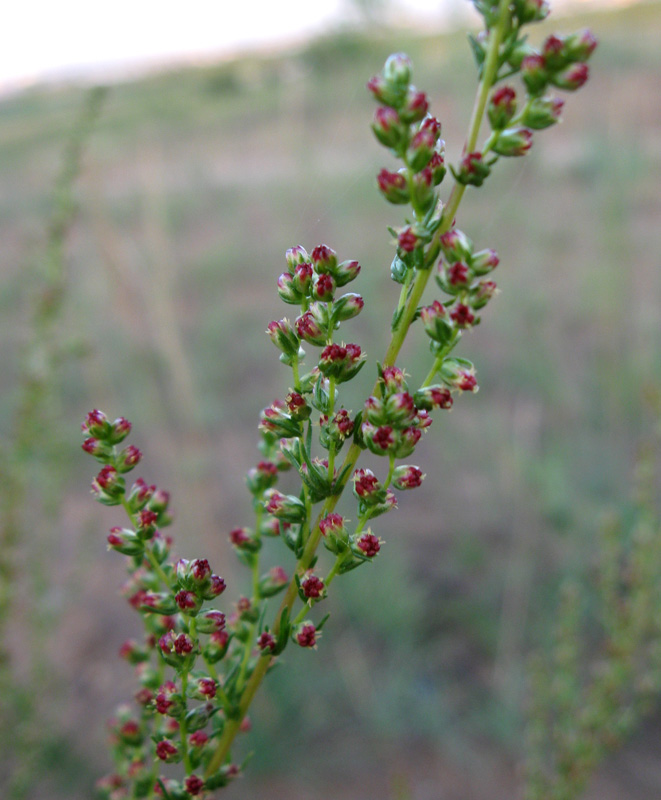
top-left (82, 1), bottom-right (597, 796)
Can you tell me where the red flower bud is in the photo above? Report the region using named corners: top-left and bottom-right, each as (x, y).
top-left (81, 409), bottom-right (110, 438)
top-left (301, 573), bottom-right (325, 600)
top-left (285, 244), bottom-right (309, 273)
top-left (450, 303), bottom-right (476, 328)
top-left (156, 739), bottom-right (179, 763)
top-left (414, 385), bottom-right (453, 411)
top-left (355, 532), bottom-right (382, 558)
top-left (311, 244), bottom-right (337, 274)
top-left (492, 127), bottom-right (533, 157)
top-left (185, 775), bottom-right (205, 796)
top-left (439, 228), bottom-right (473, 262)
top-left (521, 54), bottom-right (548, 95)
top-left (377, 168), bottom-right (409, 204)
top-left (488, 86), bottom-right (517, 130)
top-left (552, 62), bottom-right (589, 91)
top-left (257, 631), bottom-right (276, 652)
top-left (371, 106), bottom-right (406, 149)
top-left (453, 151), bottom-right (491, 186)
top-left (392, 465), bottom-right (425, 490)
top-left (295, 623), bottom-right (318, 648)
top-left (277, 271), bottom-right (302, 304)
top-left (312, 272), bottom-right (336, 302)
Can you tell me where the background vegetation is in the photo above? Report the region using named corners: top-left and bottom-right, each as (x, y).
top-left (1, 2), bottom-right (660, 797)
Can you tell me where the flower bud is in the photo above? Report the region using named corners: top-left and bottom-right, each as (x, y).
top-left (381, 366), bottom-right (408, 395)
top-left (521, 54), bottom-right (549, 95)
top-left (185, 775), bottom-right (205, 796)
top-left (453, 151), bottom-right (491, 186)
top-left (159, 632), bottom-right (196, 669)
top-left (229, 526), bottom-right (260, 553)
top-left (267, 319), bottom-right (300, 358)
top-left (429, 150), bottom-right (446, 186)
top-left (318, 343), bottom-right (365, 383)
top-left (367, 74), bottom-right (401, 107)
top-left (470, 279), bottom-right (499, 310)
top-left (440, 228), bottom-right (473, 262)
top-left (334, 259), bottom-right (361, 287)
top-left (513, 0), bottom-right (549, 23)
top-left (106, 527), bottom-right (145, 556)
top-left (259, 401), bottom-right (302, 438)
top-left (488, 86), bottom-right (517, 130)
top-left (521, 95), bottom-right (564, 129)
top-left (333, 293), bottom-right (364, 322)
top-left (392, 465), bottom-right (425, 490)
top-left (300, 572), bottom-right (325, 602)
top-left (258, 631), bottom-right (276, 653)
top-left (286, 391), bottom-right (311, 422)
top-left (108, 417), bottom-right (133, 444)
top-left (277, 272), bottom-right (303, 304)
top-left (470, 248), bottom-right (499, 275)
top-left (352, 468), bottom-right (385, 505)
top-left (292, 261), bottom-right (313, 294)
top-left (258, 565), bottom-right (290, 598)
top-left (407, 125), bottom-right (437, 172)
top-left (126, 478), bottom-right (155, 511)
top-left (155, 681), bottom-right (184, 716)
top-left (394, 426), bottom-right (422, 459)
top-left (285, 245), bottom-right (309, 273)
top-left (204, 630), bottom-right (230, 663)
top-left (421, 300), bottom-right (454, 345)
top-left (264, 489), bottom-right (307, 523)
top-left (410, 168), bottom-right (436, 213)
top-left (440, 357), bottom-right (479, 392)
top-left (377, 168), bottom-right (409, 204)
top-left (196, 610), bottom-right (226, 634)
top-left (294, 622), bottom-right (318, 648)
top-left (371, 106), bottom-right (406, 149)
top-left (119, 639), bottom-right (149, 664)
top-left (493, 127), bottom-right (533, 157)
top-left (399, 88), bottom-right (429, 123)
top-left (246, 460), bottom-right (278, 495)
top-left (353, 531), bottom-right (382, 558)
top-left (312, 272), bottom-right (336, 302)
top-left (311, 244), bottom-right (337, 275)
top-left (446, 261), bottom-right (471, 288)
top-left (383, 52), bottom-right (412, 88)
top-left (362, 422), bottom-right (396, 455)
top-left (156, 739), bottom-right (180, 763)
top-left (551, 63), bottom-right (589, 91)
top-left (542, 34), bottom-right (570, 71)
top-left (92, 466), bottom-right (125, 504)
top-left (564, 29), bottom-right (598, 62)
top-left (203, 574), bottom-right (227, 600)
top-left (414, 385), bottom-right (453, 411)
top-left (320, 408), bottom-right (355, 450)
top-left (450, 303), bottom-right (476, 329)
top-left (81, 409), bottom-right (111, 438)
top-left (116, 444), bottom-right (142, 473)
top-left (296, 310), bottom-right (327, 346)
top-left (385, 392), bottom-right (417, 426)
top-left (81, 437), bottom-right (112, 461)
top-left (398, 226), bottom-right (420, 254)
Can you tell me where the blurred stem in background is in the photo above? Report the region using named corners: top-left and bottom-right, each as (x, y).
top-left (524, 391), bottom-right (661, 799)
top-left (0, 86), bottom-right (107, 799)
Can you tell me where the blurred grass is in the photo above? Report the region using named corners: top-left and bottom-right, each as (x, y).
top-left (1, 2), bottom-right (660, 797)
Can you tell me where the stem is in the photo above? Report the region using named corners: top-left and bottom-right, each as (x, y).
top-left (179, 671), bottom-right (192, 773)
top-left (205, 5), bottom-right (512, 774)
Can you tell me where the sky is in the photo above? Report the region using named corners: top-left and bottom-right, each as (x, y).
top-left (2, 0), bottom-right (464, 90)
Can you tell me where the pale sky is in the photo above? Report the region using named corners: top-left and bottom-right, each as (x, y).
top-left (3, 0), bottom-right (462, 89)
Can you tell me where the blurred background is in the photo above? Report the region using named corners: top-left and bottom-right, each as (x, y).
top-left (1, 0), bottom-right (661, 797)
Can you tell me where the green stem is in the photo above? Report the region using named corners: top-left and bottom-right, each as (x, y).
top-left (205, 4), bottom-right (512, 775)
top-left (179, 671), bottom-right (192, 773)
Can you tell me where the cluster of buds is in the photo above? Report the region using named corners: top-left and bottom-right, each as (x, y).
top-left (455, 5), bottom-right (596, 185)
top-left (85, 5), bottom-right (597, 793)
top-left (82, 413), bottom-right (248, 799)
top-left (369, 53), bottom-right (447, 274)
